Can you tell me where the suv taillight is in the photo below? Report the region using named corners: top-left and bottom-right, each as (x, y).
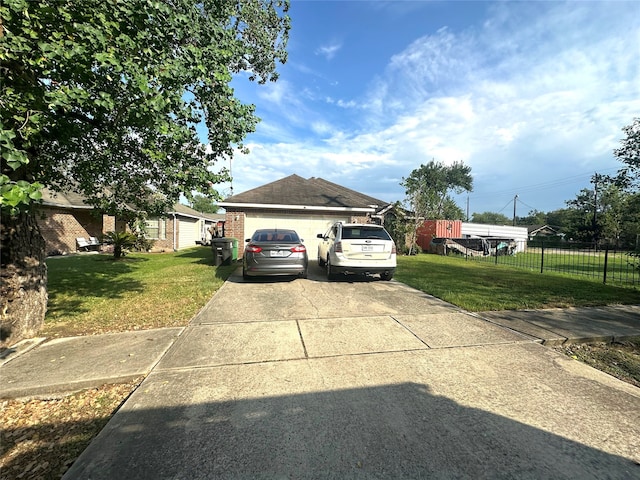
top-left (391, 242), bottom-right (397, 254)
top-left (246, 244), bottom-right (262, 253)
top-left (291, 245), bottom-right (306, 253)
top-left (334, 241), bottom-right (342, 253)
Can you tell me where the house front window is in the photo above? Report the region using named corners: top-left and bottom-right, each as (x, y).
top-left (145, 218), bottom-right (166, 240)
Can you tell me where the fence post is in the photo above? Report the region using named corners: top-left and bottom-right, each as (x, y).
top-left (540, 240), bottom-right (544, 274)
top-left (603, 246), bottom-right (609, 284)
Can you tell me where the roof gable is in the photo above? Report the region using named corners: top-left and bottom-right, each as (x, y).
top-left (222, 175), bottom-right (389, 210)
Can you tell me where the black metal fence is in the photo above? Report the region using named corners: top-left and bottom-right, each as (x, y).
top-left (456, 239), bottom-right (639, 286)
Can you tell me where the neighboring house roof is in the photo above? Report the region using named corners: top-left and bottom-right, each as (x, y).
top-left (527, 224), bottom-right (562, 236)
top-left (170, 203), bottom-right (225, 222)
top-left (219, 174), bottom-right (390, 212)
top-left (41, 188), bottom-right (218, 221)
top-left (41, 188), bottom-right (94, 210)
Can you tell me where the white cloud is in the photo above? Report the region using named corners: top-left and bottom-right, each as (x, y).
top-left (225, 1), bottom-right (639, 212)
top-left (315, 41), bottom-right (342, 60)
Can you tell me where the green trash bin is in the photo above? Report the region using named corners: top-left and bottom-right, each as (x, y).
top-left (231, 238), bottom-right (238, 262)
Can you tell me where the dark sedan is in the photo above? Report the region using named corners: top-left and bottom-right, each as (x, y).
top-left (242, 229), bottom-right (308, 279)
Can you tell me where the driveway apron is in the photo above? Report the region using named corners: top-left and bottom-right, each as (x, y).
top-left (64, 267), bottom-right (640, 479)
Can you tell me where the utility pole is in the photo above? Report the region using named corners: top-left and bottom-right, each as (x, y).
top-left (466, 195), bottom-right (469, 222)
top-left (592, 173), bottom-right (599, 246)
top-left (512, 194), bottom-right (518, 226)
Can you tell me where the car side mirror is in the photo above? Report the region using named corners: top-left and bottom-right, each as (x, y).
top-left (317, 233), bottom-right (324, 239)
top-left (245, 239), bottom-right (251, 243)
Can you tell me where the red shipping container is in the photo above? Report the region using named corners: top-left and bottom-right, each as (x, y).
top-left (416, 220), bottom-right (462, 251)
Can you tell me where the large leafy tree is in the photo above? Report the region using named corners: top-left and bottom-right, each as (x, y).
top-left (614, 117), bottom-right (639, 190)
top-left (0, 0), bottom-right (290, 344)
top-left (190, 194), bottom-right (220, 214)
top-left (564, 182), bottom-right (632, 246)
top-left (401, 160), bottom-right (472, 253)
top-left (471, 212), bottom-right (511, 225)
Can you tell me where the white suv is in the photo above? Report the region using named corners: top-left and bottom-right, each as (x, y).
top-left (317, 222), bottom-right (396, 281)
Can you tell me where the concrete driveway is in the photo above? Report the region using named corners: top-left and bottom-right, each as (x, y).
top-left (65, 266), bottom-right (640, 479)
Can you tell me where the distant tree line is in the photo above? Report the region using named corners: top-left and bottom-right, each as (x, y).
top-left (473, 185), bottom-right (639, 248)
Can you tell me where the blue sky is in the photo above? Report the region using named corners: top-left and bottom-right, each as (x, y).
top-left (212, 0), bottom-right (640, 218)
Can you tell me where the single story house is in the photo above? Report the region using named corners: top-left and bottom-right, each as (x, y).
top-left (218, 175), bottom-right (392, 259)
top-left (527, 224), bottom-right (563, 240)
top-left (37, 189), bottom-right (222, 255)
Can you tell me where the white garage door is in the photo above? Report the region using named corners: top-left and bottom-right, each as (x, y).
top-left (244, 213), bottom-right (350, 261)
top-left (178, 217), bottom-right (199, 250)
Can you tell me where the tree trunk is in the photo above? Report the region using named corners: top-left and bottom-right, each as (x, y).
top-left (1, 208), bottom-right (48, 347)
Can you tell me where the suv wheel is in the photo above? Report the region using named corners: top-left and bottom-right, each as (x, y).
top-left (326, 256), bottom-right (336, 281)
top-left (318, 255), bottom-right (326, 267)
top-left (380, 271), bottom-right (393, 281)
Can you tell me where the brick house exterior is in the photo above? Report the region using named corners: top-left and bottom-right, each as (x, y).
top-left (37, 189), bottom-right (223, 255)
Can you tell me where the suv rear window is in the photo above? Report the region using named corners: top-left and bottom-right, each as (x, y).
top-left (341, 226), bottom-right (391, 240)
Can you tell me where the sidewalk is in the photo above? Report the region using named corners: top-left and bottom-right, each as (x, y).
top-left (0, 328), bottom-right (183, 399)
top-left (475, 304), bottom-right (640, 345)
top-left (0, 305), bottom-right (638, 400)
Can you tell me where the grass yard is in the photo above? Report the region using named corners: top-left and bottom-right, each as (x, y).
top-left (470, 247), bottom-right (639, 286)
top-left (44, 247), bottom-right (236, 338)
top-left (395, 254), bottom-right (640, 312)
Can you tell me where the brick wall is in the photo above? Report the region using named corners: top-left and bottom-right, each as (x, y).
top-left (350, 215), bottom-right (374, 224)
top-left (224, 210), bottom-right (245, 256)
top-left (37, 207), bottom-right (105, 255)
top-left (150, 217), bottom-right (175, 252)
top-left (36, 206), bottom-right (127, 255)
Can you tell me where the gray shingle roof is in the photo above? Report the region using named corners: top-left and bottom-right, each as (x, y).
top-left (41, 188), bottom-right (221, 220)
top-left (41, 188), bottom-right (93, 209)
top-left (169, 203), bottom-right (225, 221)
top-left (222, 175), bottom-right (389, 210)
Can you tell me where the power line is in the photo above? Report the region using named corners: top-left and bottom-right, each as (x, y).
top-left (517, 197), bottom-right (537, 212)
top-left (496, 198), bottom-right (514, 214)
top-left (469, 167), bottom-right (618, 200)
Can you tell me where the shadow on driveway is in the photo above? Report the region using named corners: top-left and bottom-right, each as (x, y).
top-left (63, 381), bottom-right (637, 479)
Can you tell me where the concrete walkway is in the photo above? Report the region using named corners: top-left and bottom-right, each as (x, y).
top-left (1, 266), bottom-right (639, 478)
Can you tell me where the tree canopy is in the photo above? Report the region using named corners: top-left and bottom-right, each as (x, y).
top-left (614, 117), bottom-right (640, 190)
top-left (401, 160), bottom-right (472, 220)
top-left (471, 212), bottom-right (511, 225)
top-left (0, 0), bottom-right (290, 346)
top-left (401, 159), bottom-right (472, 252)
top-left (190, 194), bottom-right (219, 214)
top-left (0, 0), bottom-right (290, 216)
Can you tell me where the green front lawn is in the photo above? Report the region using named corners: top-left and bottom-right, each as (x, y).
top-left (394, 254), bottom-right (640, 312)
top-left (44, 247), bottom-right (235, 338)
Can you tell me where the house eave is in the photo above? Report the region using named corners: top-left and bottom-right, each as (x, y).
top-left (218, 202), bottom-right (376, 213)
top-left (167, 211), bottom-right (205, 220)
top-left (41, 201), bottom-right (94, 210)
